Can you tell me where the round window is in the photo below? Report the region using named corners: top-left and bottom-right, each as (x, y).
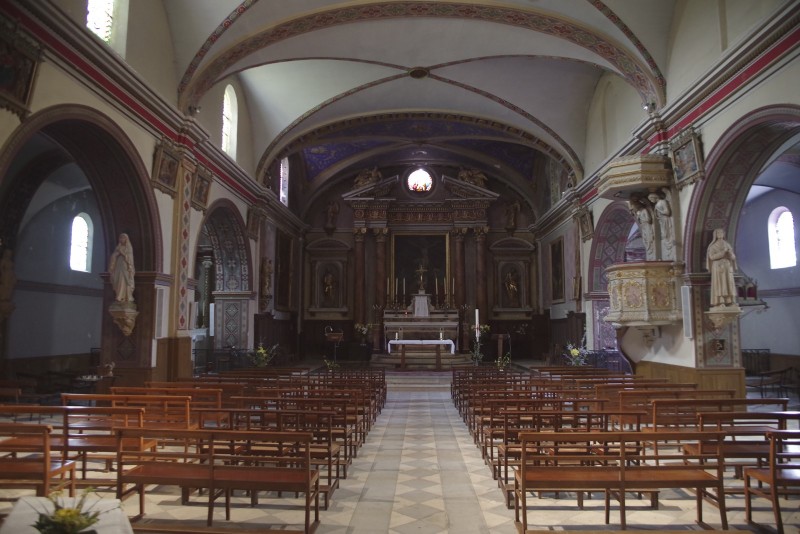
top-left (406, 168), bottom-right (433, 192)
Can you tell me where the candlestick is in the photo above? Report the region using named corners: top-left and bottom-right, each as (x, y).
top-left (403, 278), bottom-right (406, 297)
top-left (435, 277), bottom-right (438, 297)
top-left (475, 308), bottom-right (479, 326)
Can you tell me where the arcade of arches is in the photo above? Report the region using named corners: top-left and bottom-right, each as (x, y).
top-left (0, 1), bottom-right (798, 393)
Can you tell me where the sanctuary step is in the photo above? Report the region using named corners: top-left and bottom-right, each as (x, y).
top-left (371, 350), bottom-right (471, 370)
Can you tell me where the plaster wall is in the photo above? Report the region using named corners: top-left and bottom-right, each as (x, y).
top-left (736, 188), bottom-right (800, 355)
top-left (665, 0), bottom-right (784, 102)
top-left (125, 0), bottom-right (179, 108)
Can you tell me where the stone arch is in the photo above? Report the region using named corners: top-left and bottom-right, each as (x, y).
top-left (686, 105), bottom-right (800, 272)
top-left (587, 201), bottom-right (635, 294)
top-left (587, 201), bottom-right (635, 351)
top-left (0, 104), bottom-right (162, 271)
top-left (198, 199), bottom-right (252, 349)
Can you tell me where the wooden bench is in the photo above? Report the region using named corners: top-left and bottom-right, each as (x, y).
top-left (195, 407), bottom-right (343, 509)
top-left (116, 427), bottom-right (320, 533)
top-left (513, 430), bottom-right (728, 531)
top-left (744, 429), bottom-right (800, 534)
top-left (684, 410), bottom-right (800, 491)
top-left (62, 393), bottom-right (195, 430)
top-left (0, 422), bottom-right (76, 496)
top-left (0, 404), bottom-right (156, 483)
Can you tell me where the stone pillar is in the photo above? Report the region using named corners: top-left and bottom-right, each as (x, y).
top-left (452, 228), bottom-right (466, 308)
top-left (201, 257), bottom-right (212, 328)
top-left (353, 228), bottom-right (367, 324)
top-left (373, 228), bottom-right (388, 349)
top-left (475, 226), bottom-right (488, 320)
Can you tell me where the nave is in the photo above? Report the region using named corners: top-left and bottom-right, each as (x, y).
top-left (2, 368), bottom-right (795, 533)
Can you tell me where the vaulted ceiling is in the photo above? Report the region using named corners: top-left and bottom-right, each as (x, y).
top-left (165, 1), bottom-right (673, 214)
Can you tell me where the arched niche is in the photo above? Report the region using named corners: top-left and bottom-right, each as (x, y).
top-left (0, 105), bottom-right (160, 371)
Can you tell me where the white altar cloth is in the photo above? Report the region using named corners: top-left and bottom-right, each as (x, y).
top-left (0, 496), bottom-right (133, 534)
top-left (388, 339), bottom-right (455, 354)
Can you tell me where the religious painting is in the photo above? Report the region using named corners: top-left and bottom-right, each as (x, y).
top-left (0, 25), bottom-right (41, 119)
top-left (499, 262), bottom-right (522, 308)
top-left (274, 229), bottom-right (293, 310)
top-left (576, 207), bottom-right (593, 242)
top-left (391, 233), bottom-right (449, 304)
top-left (317, 261), bottom-right (343, 309)
top-left (192, 166), bottom-right (212, 210)
top-left (669, 128), bottom-right (704, 189)
top-left (246, 207), bottom-right (264, 241)
top-left (550, 237), bottom-right (564, 303)
top-left (152, 142), bottom-right (179, 196)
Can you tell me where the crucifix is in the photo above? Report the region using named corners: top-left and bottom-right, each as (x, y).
top-left (415, 263), bottom-right (427, 292)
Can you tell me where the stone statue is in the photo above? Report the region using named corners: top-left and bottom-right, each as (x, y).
top-left (505, 200), bottom-right (520, 233)
top-left (649, 189), bottom-right (674, 260)
top-left (323, 270), bottom-right (335, 298)
top-left (353, 166), bottom-right (381, 188)
top-left (0, 248), bottom-right (16, 302)
top-left (457, 167), bottom-right (487, 188)
top-left (325, 200), bottom-right (339, 232)
top-left (504, 268), bottom-right (519, 306)
top-left (260, 257), bottom-right (272, 296)
top-left (706, 228), bottom-right (738, 308)
top-left (109, 233), bottom-right (135, 303)
top-left (630, 197), bottom-right (655, 260)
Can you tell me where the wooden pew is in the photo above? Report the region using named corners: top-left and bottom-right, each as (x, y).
top-left (0, 422), bottom-right (76, 497)
top-left (62, 393), bottom-right (195, 430)
top-left (685, 410), bottom-right (800, 491)
top-left (116, 427), bottom-right (321, 533)
top-left (744, 430), bottom-right (800, 534)
top-left (513, 430), bottom-right (729, 531)
top-left (0, 404), bottom-right (156, 482)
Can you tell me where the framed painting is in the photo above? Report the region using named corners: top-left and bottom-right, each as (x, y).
top-left (192, 166), bottom-right (212, 210)
top-left (391, 233), bottom-right (449, 303)
top-left (152, 142), bottom-right (179, 196)
top-left (550, 237), bottom-right (564, 303)
top-left (670, 128), bottom-right (704, 189)
top-left (0, 25), bottom-right (41, 119)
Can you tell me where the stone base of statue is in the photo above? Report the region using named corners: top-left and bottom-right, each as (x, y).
top-left (0, 300), bottom-right (14, 321)
top-left (705, 304), bottom-right (741, 332)
top-left (109, 301), bottom-right (138, 336)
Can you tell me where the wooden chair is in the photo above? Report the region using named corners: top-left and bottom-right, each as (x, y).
top-left (744, 430), bottom-right (800, 534)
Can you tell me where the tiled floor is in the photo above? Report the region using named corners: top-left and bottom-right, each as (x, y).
top-left (1, 365), bottom-right (798, 533)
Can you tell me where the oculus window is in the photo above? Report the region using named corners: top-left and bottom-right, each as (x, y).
top-left (406, 168), bottom-right (433, 192)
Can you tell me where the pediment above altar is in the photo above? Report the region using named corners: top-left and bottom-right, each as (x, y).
top-left (342, 174), bottom-right (399, 201)
top-left (442, 175), bottom-right (500, 200)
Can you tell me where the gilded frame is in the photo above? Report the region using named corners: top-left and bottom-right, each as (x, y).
top-left (0, 24), bottom-right (41, 119)
top-left (192, 166), bottom-right (212, 210)
top-left (152, 142), bottom-right (180, 196)
top-left (670, 128), bottom-right (704, 189)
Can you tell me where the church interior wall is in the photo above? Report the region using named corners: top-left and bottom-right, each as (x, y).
top-left (736, 188), bottom-right (800, 357)
top-left (664, 0), bottom-right (784, 103)
top-left (583, 73), bottom-right (644, 179)
top-left (124, 0), bottom-right (178, 108)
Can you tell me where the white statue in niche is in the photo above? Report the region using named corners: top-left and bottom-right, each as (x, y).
top-left (109, 233), bottom-right (135, 303)
top-left (706, 228), bottom-right (738, 308)
top-left (648, 189), bottom-right (674, 260)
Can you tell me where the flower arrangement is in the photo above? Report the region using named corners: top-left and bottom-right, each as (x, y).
top-left (495, 352), bottom-right (511, 370)
top-left (469, 323), bottom-right (491, 365)
top-left (250, 343), bottom-right (279, 367)
top-left (322, 357), bottom-right (340, 371)
top-left (353, 323), bottom-right (370, 336)
top-left (563, 342), bottom-right (589, 366)
top-left (31, 488), bottom-right (110, 534)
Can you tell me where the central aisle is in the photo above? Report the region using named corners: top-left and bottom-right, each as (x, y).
top-left (325, 371), bottom-right (514, 534)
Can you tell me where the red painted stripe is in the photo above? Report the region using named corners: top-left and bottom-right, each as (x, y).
top-left (647, 25), bottom-right (800, 149)
top-left (2, 2), bottom-right (257, 203)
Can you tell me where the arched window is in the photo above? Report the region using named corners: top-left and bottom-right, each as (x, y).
top-left (70, 213), bottom-right (93, 272)
top-left (279, 157), bottom-right (289, 206)
top-left (222, 85), bottom-right (238, 158)
top-left (86, 0), bottom-right (128, 56)
top-left (768, 207), bottom-right (797, 269)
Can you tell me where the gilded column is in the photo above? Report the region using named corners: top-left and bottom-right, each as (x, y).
top-left (475, 226), bottom-right (488, 320)
top-left (353, 228), bottom-right (367, 324)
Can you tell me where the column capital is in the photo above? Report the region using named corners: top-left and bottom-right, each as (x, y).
top-left (353, 227), bottom-right (368, 241)
top-left (372, 227), bottom-right (389, 241)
